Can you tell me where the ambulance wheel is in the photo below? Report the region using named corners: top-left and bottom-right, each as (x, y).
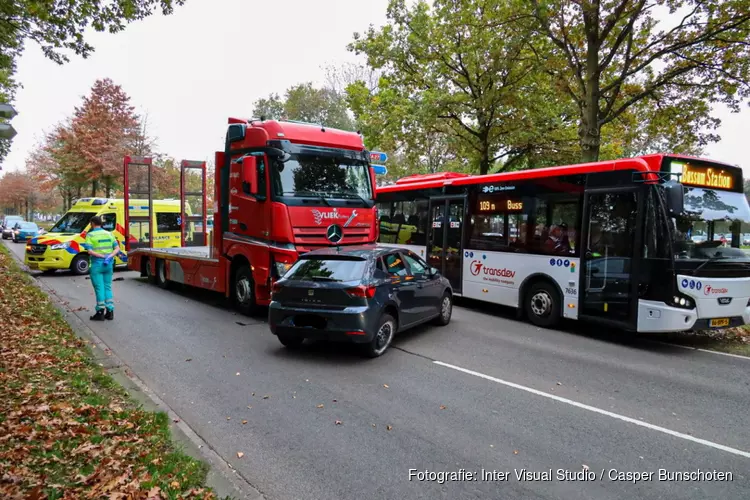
top-left (233, 265), bottom-right (257, 316)
top-left (70, 254), bottom-right (90, 275)
top-left (156, 259), bottom-right (171, 289)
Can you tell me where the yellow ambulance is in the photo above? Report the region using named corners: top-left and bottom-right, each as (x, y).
top-left (25, 198), bottom-right (189, 275)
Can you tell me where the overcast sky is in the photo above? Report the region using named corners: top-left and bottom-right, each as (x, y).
top-left (3, 0), bottom-right (748, 174)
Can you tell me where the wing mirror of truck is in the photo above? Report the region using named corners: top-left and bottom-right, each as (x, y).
top-left (663, 180), bottom-right (685, 217)
top-left (241, 156), bottom-right (258, 195)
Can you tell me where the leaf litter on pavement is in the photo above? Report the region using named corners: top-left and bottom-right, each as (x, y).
top-left (0, 246), bottom-right (221, 499)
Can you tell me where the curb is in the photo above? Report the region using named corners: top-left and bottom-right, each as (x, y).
top-left (2, 243), bottom-right (264, 500)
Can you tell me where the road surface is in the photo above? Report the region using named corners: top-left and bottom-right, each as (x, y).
top-left (5, 239), bottom-right (748, 500)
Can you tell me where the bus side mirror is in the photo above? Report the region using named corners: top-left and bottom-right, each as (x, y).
top-left (663, 180), bottom-right (684, 217)
top-left (241, 156), bottom-right (258, 195)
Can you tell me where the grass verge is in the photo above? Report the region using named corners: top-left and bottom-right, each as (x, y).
top-left (0, 244), bottom-right (221, 499)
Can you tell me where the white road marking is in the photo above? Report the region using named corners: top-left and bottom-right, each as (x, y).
top-left (642, 339), bottom-right (750, 361)
top-left (434, 360), bottom-right (750, 459)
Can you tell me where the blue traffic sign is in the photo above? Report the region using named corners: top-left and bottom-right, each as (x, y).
top-left (372, 165), bottom-right (388, 175)
top-left (370, 151), bottom-right (388, 163)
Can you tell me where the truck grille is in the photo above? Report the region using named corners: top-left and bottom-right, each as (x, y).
top-left (292, 225), bottom-right (371, 251)
top-left (28, 244), bottom-right (47, 255)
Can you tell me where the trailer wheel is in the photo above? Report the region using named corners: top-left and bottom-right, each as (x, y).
top-left (233, 265), bottom-right (257, 316)
top-left (156, 259), bottom-right (171, 289)
top-left (145, 258), bottom-right (157, 284)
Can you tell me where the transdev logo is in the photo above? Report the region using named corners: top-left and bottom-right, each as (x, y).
top-left (469, 260), bottom-right (515, 278)
top-left (704, 285), bottom-right (729, 296)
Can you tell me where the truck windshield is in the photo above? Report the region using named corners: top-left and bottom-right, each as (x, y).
top-left (671, 187), bottom-right (750, 260)
top-left (50, 212), bottom-right (94, 233)
top-left (271, 154), bottom-right (372, 201)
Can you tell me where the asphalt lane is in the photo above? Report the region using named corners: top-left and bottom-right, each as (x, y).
top-left (5, 239), bottom-right (748, 500)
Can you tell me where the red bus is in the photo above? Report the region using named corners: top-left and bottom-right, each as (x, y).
top-left (375, 154), bottom-right (750, 332)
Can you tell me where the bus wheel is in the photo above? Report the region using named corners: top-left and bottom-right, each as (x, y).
top-left (233, 265), bottom-right (257, 316)
top-left (156, 259), bottom-right (171, 289)
top-left (525, 281), bottom-right (560, 328)
top-left (70, 254), bottom-right (90, 276)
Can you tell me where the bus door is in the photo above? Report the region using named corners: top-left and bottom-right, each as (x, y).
top-left (579, 188), bottom-right (643, 328)
top-left (427, 196), bottom-right (466, 293)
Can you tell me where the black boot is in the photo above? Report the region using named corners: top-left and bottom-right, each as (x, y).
top-left (90, 310), bottom-right (105, 321)
top-left (105, 309), bottom-right (114, 320)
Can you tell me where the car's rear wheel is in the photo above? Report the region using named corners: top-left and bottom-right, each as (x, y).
top-left (525, 281), bottom-right (561, 328)
top-left (434, 292), bottom-right (453, 326)
top-left (70, 254), bottom-right (90, 275)
top-left (361, 313), bottom-right (396, 358)
top-left (277, 333), bottom-right (304, 349)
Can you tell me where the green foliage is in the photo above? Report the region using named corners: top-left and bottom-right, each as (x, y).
top-left (529, 0), bottom-right (750, 162)
top-left (252, 82), bottom-right (355, 131)
top-left (348, 0), bottom-right (580, 175)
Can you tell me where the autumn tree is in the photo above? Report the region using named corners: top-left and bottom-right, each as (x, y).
top-left (0, 1), bottom-right (187, 164)
top-left (0, 171), bottom-right (36, 219)
top-left (69, 78), bottom-right (140, 196)
top-left (252, 82), bottom-right (355, 131)
top-left (528, 0), bottom-right (750, 162)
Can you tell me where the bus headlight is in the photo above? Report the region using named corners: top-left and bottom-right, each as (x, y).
top-left (672, 295), bottom-right (694, 309)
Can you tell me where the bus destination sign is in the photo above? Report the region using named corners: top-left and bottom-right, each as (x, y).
top-left (670, 160), bottom-right (738, 191)
top-left (477, 197), bottom-right (523, 213)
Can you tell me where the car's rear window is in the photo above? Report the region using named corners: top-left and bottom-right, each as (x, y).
top-left (286, 257), bottom-right (367, 282)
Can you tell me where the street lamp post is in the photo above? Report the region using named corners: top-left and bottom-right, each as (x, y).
top-left (0, 103), bottom-right (18, 140)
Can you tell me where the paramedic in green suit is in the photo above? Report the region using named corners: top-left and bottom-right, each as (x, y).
top-left (84, 216), bottom-right (119, 321)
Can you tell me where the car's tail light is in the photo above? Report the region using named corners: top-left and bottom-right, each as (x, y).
top-left (346, 285), bottom-right (376, 299)
top-left (271, 282), bottom-right (283, 295)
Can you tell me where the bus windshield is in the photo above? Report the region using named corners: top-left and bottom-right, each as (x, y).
top-left (50, 212), bottom-right (94, 233)
top-left (671, 187), bottom-right (750, 260)
top-left (271, 153), bottom-right (372, 201)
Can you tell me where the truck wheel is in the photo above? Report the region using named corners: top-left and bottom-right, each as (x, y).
top-left (361, 313), bottom-right (396, 358)
top-left (525, 281), bottom-right (561, 328)
top-left (70, 254), bottom-right (90, 275)
top-left (233, 265), bottom-right (257, 316)
top-left (156, 259), bottom-right (171, 289)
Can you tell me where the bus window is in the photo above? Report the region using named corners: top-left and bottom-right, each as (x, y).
top-left (157, 213), bottom-right (181, 232)
top-left (469, 214), bottom-right (506, 251)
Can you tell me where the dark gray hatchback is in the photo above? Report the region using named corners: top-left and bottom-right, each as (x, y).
top-left (269, 245), bottom-right (453, 357)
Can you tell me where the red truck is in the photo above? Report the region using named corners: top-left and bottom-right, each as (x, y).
top-left (125, 118), bottom-right (379, 314)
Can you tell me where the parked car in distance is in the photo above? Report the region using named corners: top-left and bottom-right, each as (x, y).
top-left (269, 245), bottom-right (453, 357)
top-left (13, 222), bottom-right (40, 243)
top-left (1, 215), bottom-right (24, 239)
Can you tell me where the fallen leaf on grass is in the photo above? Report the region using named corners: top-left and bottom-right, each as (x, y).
top-left (237, 452), bottom-right (244, 458)
top-left (170, 480), bottom-right (180, 489)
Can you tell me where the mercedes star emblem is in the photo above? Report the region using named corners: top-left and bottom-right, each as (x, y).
top-left (326, 224), bottom-right (343, 243)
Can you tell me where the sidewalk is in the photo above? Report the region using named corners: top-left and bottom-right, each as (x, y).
top-left (0, 244), bottom-right (220, 499)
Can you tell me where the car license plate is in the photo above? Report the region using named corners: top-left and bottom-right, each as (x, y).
top-left (710, 318), bottom-right (729, 328)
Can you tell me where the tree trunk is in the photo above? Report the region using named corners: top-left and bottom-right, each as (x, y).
top-left (580, 24), bottom-right (602, 163)
top-left (479, 131), bottom-right (491, 175)
top-left (105, 178), bottom-right (112, 197)
top-left (91, 179), bottom-right (98, 197)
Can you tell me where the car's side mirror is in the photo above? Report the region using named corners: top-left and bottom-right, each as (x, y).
top-left (429, 267), bottom-right (440, 277)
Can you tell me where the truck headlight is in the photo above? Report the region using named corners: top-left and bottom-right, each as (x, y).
top-left (274, 261), bottom-right (292, 278)
top-left (50, 242), bottom-right (68, 250)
